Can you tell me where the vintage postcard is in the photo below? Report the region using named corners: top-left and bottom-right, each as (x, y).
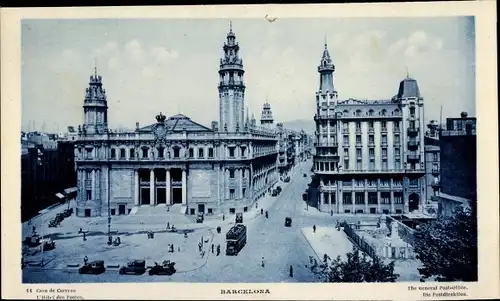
top-left (1, 2), bottom-right (498, 300)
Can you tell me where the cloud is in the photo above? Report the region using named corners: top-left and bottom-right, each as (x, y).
top-left (151, 46), bottom-right (179, 65)
top-left (389, 30), bottom-right (444, 58)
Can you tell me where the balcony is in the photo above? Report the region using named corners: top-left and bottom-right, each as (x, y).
top-left (381, 127), bottom-right (388, 133)
top-left (381, 141), bottom-right (388, 147)
top-left (368, 141), bottom-right (375, 147)
top-left (407, 127), bottom-right (419, 136)
top-left (316, 141), bottom-right (338, 147)
top-left (355, 128), bottom-right (362, 134)
top-left (407, 154), bottom-right (421, 161)
top-left (355, 141), bottom-right (363, 147)
top-left (393, 127), bottom-right (401, 133)
top-left (342, 128), bottom-right (349, 134)
top-left (408, 140), bottom-right (419, 148)
top-left (368, 127), bottom-right (375, 134)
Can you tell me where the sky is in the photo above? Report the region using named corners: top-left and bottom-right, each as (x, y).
top-left (21, 17), bottom-right (475, 133)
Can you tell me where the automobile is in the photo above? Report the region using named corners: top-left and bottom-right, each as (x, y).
top-left (63, 208), bottom-right (73, 217)
top-left (196, 212), bottom-right (204, 223)
top-left (149, 260), bottom-right (176, 276)
top-left (55, 213), bottom-right (65, 222)
top-left (284, 177), bottom-right (291, 183)
top-left (235, 212), bottom-right (243, 223)
top-left (23, 235), bottom-right (41, 247)
top-left (276, 186), bottom-right (282, 193)
top-left (285, 217), bottom-right (292, 227)
top-left (119, 260), bottom-right (146, 275)
top-left (41, 238), bottom-right (56, 251)
top-left (78, 260), bottom-right (105, 274)
top-left (271, 190), bottom-right (278, 197)
top-left (303, 173), bottom-right (307, 177)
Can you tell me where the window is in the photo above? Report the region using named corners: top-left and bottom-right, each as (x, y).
top-left (343, 193), bottom-right (352, 204)
top-left (120, 148), bottom-right (126, 159)
top-left (382, 148), bottom-right (387, 157)
top-left (111, 209), bottom-right (116, 215)
top-left (368, 110), bottom-right (374, 117)
top-left (382, 121), bottom-right (387, 128)
top-left (381, 134), bottom-right (387, 144)
top-left (229, 147), bottom-right (235, 157)
top-left (229, 208), bottom-right (236, 214)
top-left (433, 153), bottom-right (439, 161)
top-left (369, 160), bottom-right (375, 170)
top-left (356, 160), bottom-right (362, 171)
top-left (342, 180), bottom-right (351, 186)
top-left (142, 148), bottom-right (148, 158)
top-left (198, 148), bottom-right (204, 158)
top-left (208, 208), bottom-right (213, 214)
top-left (173, 147), bottom-right (180, 158)
top-left (394, 121), bottom-right (400, 128)
top-left (344, 159), bottom-right (349, 170)
top-left (409, 107), bottom-right (415, 116)
top-left (86, 189), bottom-right (92, 200)
top-left (355, 110), bottom-right (362, 117)
top-left (86, 148), bottom-right (93, 159)
top-left (344, 148), bottom-right (349, 155)
top-left (382, 159), bottom-right (388, 170)
top-left (110, 149), bottom-right (116, 159)
top-left (410, 121), bottom-right (415, 128)
top-left (229, 189), bottom-right (235, 199)
top-left (158, 147), bottom-right (164, 158)
top-left (343, 122), bottom-right (348, 130)
top-left (369, 148), bottom-right (375, 157)
top-left (189, 148), bottom-right (194, 158)
top-left (381, 109), bottom-right (387, 116)
top-left (369, 135), bottom-right (374, 144)
top-left (394, 134), bottom-right (400, 143)
top-left (356, 148), bottom-right (362, 157)
top-left (356, 135), bottom-right (361, 143)
top-left (242, 188), bottom-right (246, 197)
top-left (241, 147), bottom-right (246, 157)
top-left (356, 122), bottom-right (361, 129)
top-left (395, 159), bottom-right (401, 169)
top-left (190, 208), bottom-right (195, 215)
top-left (229, 169), bottom-right (235, 178)
top-left (343, 135), bottom-right (349, 145)
top-left (208, 148), bottom-right (214, 158)
top-left (355, 193), bottom-right (364, 204)
top-left (410, 179), bottom-right (419, 186)
top-left (243, 207), bottom-right (247, 212)
top-left (130, 148), bottom-right (135, 159)
top-left (395, 148), bottom-right (400, 155)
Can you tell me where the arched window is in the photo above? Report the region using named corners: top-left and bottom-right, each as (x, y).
top-left (343, 110), bottom-right (349, 116)
top-left (368, 109), bottom-right (374, 116)
top-left (409, 107), bottom-right (415, 116)
top-left (356, 110), bottom-right (362, 117)
top-left (381, 109), bottom-right (387, 116)
top-left (393, 109), bottom-right (400, 116)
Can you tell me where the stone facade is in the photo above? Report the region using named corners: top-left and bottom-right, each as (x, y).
top-left (74, 24), bottom-right (279, 218)
top-left (312, 42), bottom-right (426, 215)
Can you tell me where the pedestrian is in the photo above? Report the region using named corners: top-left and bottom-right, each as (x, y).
top-left (222, 214), bottom-right (225, 221)
top-left (217, 244), bottom-right (220, 256)
top-left (261, 257), bottom-right (265, 267)
top-left (330, 210), bottom-right (333, 216)
top-left (83, 232), bottom-right (87, 241)
top-left (260, 208), bottom-right (263, 215)
top-left (289, 265), bottom-right (294, 277)
top-left (313, 225), bottom-right (316, 233)
top-left (167, 222), bottom-right (170, 229)
top-left (211, 244), bottom-right (214, 253)
top-left (84, 255), bottom-right (88, 265)
top-left (32, 226), bottom-right (36, 234)
top-left (178, 247), bottom-right (180, 252)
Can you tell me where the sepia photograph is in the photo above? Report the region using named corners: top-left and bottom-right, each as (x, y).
top-left (1, 2), bottom-right (498, 300)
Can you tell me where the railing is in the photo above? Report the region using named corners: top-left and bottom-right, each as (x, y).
top-left (381, 127), bottom-right (388, 133)
top-left (407, 127), bottom-right (419, 136)
top-left (316, 141), bottom-right (338, 147)
top-left (342, 222), bottom-right (377, 259)
top-left (381, 141), bottom-right (388, 147)
top-left (342, 128), bottom-right (349, 134)
top-left (393, 127), bottom-right (401, 132)
top-left (408, 140), bottom-right (419, 147)
top-left (355, 128), bottom-right (362, 134)
top-left (407, 154), bottom-right (420, 160)
top-left (368, 127), bottom-right (375, 134)
top-left (432, 168), bottom-right (440, 174)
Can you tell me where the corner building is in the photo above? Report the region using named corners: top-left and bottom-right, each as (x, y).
top-left (74, 25), bottom-right (278, 217)
top-left (313, 43), bottom-right (426, 215)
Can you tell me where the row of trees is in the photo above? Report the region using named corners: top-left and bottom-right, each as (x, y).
top-left (310, 204), bottom-right (477, 282)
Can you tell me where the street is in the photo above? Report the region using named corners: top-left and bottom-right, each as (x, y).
top-left (23, 160), bottom-right (375, 283)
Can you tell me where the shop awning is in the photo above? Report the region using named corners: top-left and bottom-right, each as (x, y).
top-left (64, 187), bottom-right (77, 194)
top-left (55, 193), bottom-right (65, 199)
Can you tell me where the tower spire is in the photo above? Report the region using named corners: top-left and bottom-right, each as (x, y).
top-left (406, 66), bottom-right (409, 78)
top-left (229, 20), bottom-right (232, 33)
top-left (94, 57), bottom-right (98, 77)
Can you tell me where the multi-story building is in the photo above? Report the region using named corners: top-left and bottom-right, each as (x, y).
top-left (424, 136), bottom-right (440, 203)
top-left (434, 112), bottom-right (476, 217)
top-left (313, 42), bottom-right (426, 215)
top-left (74, 24), bottom-right (279, 218)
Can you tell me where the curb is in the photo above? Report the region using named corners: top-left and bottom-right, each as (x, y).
top-left (300, 228), bottom-right (322, 263)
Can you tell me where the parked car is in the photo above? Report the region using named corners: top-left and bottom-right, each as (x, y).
top-left (149, 260), bottom-right (176, 276)
top-left (271, 190), bottom-right (278, 197)
top-left (196, 212), bottom-right (204, 223)
top-left (285, 217), bottom-right (292, 227)
top-left (276, 186), bottom-right (282, 193)
top-left (63, 208), bottom-right (73, 217)
top-left (23, 235), bottom-right (41, 247)
top-left (79, 260), bottom-right (105, 274)
top-left (235, 212), bottom-right (243, 224)
top-left (119, 260), bottom-right (146, 275)
top-left (41, 238), bottom-right (56, 251)
top-left (284, 177), bottom-right (291, 183)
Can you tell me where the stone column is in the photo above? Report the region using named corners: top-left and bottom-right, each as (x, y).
top-left (364, 190), bottom-right (369, 213)
top-left (320, 191), bottom-right (324, 210)
top-left (150, 169), bottom-right (155, 205)
top-left (338, 181), bottom-right (343, 213)
top-left (377, 191), bottom-right (381, 214)
top-left (181, 169), bottom-right (187, 205)
top-left (351, 190), bottom-right (355, 214)
top-left (96, 169), bottom-right (100, 201)
top-left (134, 170), bottom-right (139, 206)
top-left (166, 169), bottom-right (171, 205)
top-left (91, 169), bottom-right (96, 201)
top-left (390, 178), bottom-right (395, 213)
top-left (328, 193), bottom-right (332, 213)
top-left (239, 168), bottom-right (243, 199)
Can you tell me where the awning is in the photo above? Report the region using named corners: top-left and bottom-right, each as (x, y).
top-left (55, 193), bottom-right (65, 199)
top-left (64, 187), bottom-right (77, 194)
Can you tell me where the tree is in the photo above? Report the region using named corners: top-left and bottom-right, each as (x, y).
top-left (413, 204), bottom-right (477, 282)
top-left (310, 246), bottom-right (398, 283)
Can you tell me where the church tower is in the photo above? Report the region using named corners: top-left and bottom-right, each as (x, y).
top-left (260, 100), bottom-right (274, 127)
top-left (83, 67), bottom-right (108, 134)
top-left (218, 22), bottom-right (246, 132)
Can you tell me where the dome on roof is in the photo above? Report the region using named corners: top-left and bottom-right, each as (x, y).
top-left (396, 76), bottom-right (421, 99)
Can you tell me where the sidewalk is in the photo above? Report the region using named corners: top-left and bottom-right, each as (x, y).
top-left (301, 226), bottom-right (355, 262)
